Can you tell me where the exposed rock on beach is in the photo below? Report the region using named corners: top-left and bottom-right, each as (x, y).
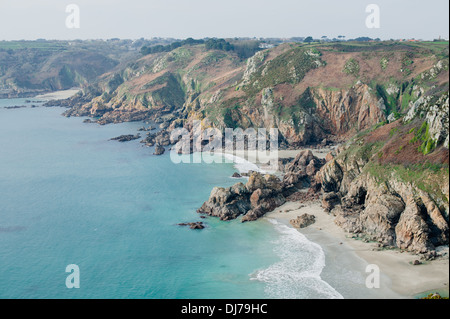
top-left (197, 150), bottom-right (325, 222)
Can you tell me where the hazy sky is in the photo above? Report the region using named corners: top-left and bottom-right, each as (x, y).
top-left (0, 0), bottom-right (448, 40)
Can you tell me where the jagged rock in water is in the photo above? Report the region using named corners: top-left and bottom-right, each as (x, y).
top-left (197, 172), bottom-right (286, 222)
top-left (141, 129), bottom-right (173, 148)
top-left (197, 183), bottom-right (251, 221)
top-left (178, 222), bottom-right (205, 230)
top-left (110, 134), bottom-right (140, 142)
top-left (154, 144), bottom-right (165, 155)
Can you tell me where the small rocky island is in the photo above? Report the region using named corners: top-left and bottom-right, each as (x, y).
top-left (178, 222), bottom-right (205, 229)
top-left (110, 134), bottom-right (141, 142)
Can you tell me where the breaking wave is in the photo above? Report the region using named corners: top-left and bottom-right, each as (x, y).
top-left (250, 219), bottom-right (343, 299)
top-left (223, 153), bottom-right (264, 174)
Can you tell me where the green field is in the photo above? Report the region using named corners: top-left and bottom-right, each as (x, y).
top-left (0, 40), bottom-right (70, 51)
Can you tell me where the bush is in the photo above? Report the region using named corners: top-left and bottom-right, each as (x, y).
top-left (343, 58), bottom-right (360, 76)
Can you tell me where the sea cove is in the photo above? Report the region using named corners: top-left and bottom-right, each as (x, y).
top-left (0, 99), bottom-right (346, 299)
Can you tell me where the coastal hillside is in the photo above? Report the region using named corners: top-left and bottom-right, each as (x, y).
top-left (63, 43), bottom-right (246, 123)
top-left (64, 41), bottom-right (449, 146)
top-left (55, 40), bottom-right (450, 253)
top-left (0, 40), bottom-right (141, 98)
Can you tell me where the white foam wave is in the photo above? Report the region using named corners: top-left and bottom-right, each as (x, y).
top-left (250, 219), bottom-right (343, 299)
top-left (223, 153), bottom-right (265, 174)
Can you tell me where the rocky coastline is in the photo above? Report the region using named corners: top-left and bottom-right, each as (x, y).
top-left (110, 134), bottom-right (141, 142)
top-left (5, 89), bottom-right (448, 257)
top-left (197, 150), bottom-right (324, 222)
top-left (14, 41), bottom-right (447, 258)
top-left (198, 142), bottom-right (449, 257)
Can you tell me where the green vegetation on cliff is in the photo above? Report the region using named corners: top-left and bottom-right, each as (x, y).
top-left (140, 38), bottom-right (205, 55)
top-left (343, 58), bottom-right (360, 76)
top-left (242, 47), bottom-right (324, 95)
top-left (365, 161), bottom-right (449, 204)
top-left (55, 40), bottom-right (448, 148)
top-left (409, 121), bottom-right (437, 155)
top-left (338, 101), bottom-right (449, 205)
top-left (140, 38), bottom-right (262, 60)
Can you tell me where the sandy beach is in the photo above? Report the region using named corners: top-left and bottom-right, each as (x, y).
top-left (35, 88), bottom-right (80, 100)
top-left (265, 201), bottom-right (449, 299)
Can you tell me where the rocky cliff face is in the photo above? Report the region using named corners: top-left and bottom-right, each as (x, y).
top-left (63, 46), bottom-right (244, 125)
top-left (318, 95), bottom-right (449, 254)
top-left (55, 42), bottom-right (449, 253)
top-left (404, 92), bottom-right (449, 149)
top-left (324, 166), bottom-right (448, 253)
top-left (61, 42), bottom-right (449, 150)
top-left (313, 83), bottom-right (387, 135)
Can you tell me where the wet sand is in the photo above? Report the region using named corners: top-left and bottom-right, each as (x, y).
top-left (266, 201), bottom-right (449, 299)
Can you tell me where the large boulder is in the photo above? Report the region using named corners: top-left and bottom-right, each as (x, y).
top-left (290, 213), bottom-right (316, 228)
top-left (395, 198), bottom-right (433, 253)
top-left (249, 188), bottom-right (286, 213)
top-left (359, 192), bottom-right (405, 246)
top-left (154, 144), bottom-right (165, 155)
top-left (318, 159), bottom-right (344, 193)
top-left (241, 206), bottom-right (267, 223)
top-left (246, 173), bottom-right (268, 193)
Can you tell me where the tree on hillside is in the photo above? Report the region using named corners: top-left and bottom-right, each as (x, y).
top-left (354, 37), bottom-right (373, 42)
top-left (205, 38), bottom-right (234, 51)
top-left (304, 36), bottom-right (314, 43)
top-left (231, 40), bottom-right (262, 59)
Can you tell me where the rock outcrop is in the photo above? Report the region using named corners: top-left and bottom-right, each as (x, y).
top-left (178, 222), bottom-right (205, 230)
top-left (110, 134), bottom-right (141, 142)
top-left (317, 115), bottom-right (449, 254)
top-left (197, 173), bottom-right (286, 222)
top-left (153, 144), bottom-right (165, 155)
top-left (313, 83), bottom-right (387, 136)
top-left (197, 150), bottom-right (327, 222)
top-left (322, 171), bottom-right (448, 253)
top-left (290, 213), bottom-right (316, 229)
top-left (282, 150), bottom-right (325, 194)
top-left (404, 92), bottom-right (449, 149)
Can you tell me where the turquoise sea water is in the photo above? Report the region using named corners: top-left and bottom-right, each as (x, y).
top-left (0, 99), bottom-right (342, 299)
